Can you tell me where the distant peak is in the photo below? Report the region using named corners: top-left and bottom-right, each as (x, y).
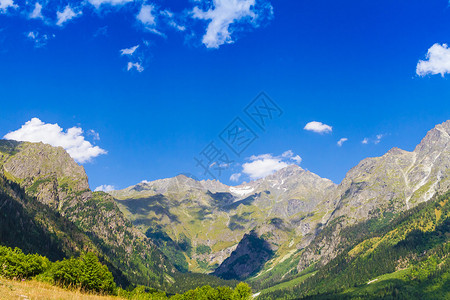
top-left (175, 173), bottom-right (200, 181)
top-left (272, 164), bottom-right (304, 176)
top-left (284, 164), bottom-right (303, 171)
top-left (435, 119), bottom-right (450, 133)
top-left (387, 147), bottom-right (407, 155)
top-left (414, 119), bottom-right (450, 153)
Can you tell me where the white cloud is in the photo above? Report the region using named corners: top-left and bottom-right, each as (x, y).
top-left (88, 0), bottom-right (133, 8)
top-left (192, 0), bottom-right (271, 48)
top-left (230, 173), bottom-right (241, 182)
top-left (161, 9), bottom-right (186, 31)
top-left (281, 150), bottom-right (293, 158)
top-left (375, 134), bottom-right (384, 144)
top-left (337, 137), bottom-right (348, 147)
top-left (281, 149), bottom-right (302, 163)
top-left (417, 44), bottom-right (450, 77)
top-left (242, 151), bottom-right (301, 180)
top-left (120, 43), bottom-right (148, 73)
top-left (87, 129), bottom-right (100, 141)
top-left (4, 118), bottom-right (107, 163)
top-left (243, 155), bottom-right (288, 180)
top-left (291, 155), bottom-right (302, 163)
top-left (27, 31), bottom-right (52, 48)
top-left (137, 4), bottom-right (156, 27)
top-left (0, 0), bottom-right (17, 13)
top-left (56, 5), bottom-right (82, 27)
top-left (136, 4), bottom-right (164, 36)
top-left (127, 62), bottom-right (144, 72)
top-left (304, 121), bottom-right (332, 134)
top-left (29, 2), bottom-right (43, 19)
top-left (94, 184), bottom-right (115, 192)
top-left (361, 134), bottom-right (385, 145)
top-left (120, 45), bottom-right (139, 56)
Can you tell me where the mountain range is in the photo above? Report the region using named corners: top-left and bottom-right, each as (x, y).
top-left (1, 120), bottom-right (449, 298)
top-left (111, 120), bottom-right (450, 284)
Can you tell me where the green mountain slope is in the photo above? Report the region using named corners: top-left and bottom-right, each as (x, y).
top-left (256, 191), bottom-right (450, 299)
top-left (0, 140), bottom-right (176, 289)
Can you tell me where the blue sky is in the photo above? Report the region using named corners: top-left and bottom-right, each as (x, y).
top-left (1, 0), bottom-right (450, 191)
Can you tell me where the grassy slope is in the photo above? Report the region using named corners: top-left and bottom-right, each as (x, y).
top-left (0, 277), bottom-right (121, 300)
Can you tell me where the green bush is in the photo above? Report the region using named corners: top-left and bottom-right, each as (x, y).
top-left (0, 246), bottom-right (116, 294)
top-left (0, 245), bottom-right (50, 279)
top-left (47, 252), bottom-right (116, 293)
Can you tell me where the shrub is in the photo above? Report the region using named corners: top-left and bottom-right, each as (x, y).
top-left (44, 252), bottom-right (116, 294)
top-left (0, 245), bottom-right (50, 279)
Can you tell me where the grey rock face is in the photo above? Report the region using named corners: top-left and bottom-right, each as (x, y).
top-left (296, 120), bottom-right (450, 273)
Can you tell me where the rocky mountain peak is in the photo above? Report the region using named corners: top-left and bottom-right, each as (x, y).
top-left (268, 164), bottom-right (305, 178)
top-left (414, 120), bottom-right (450, 154)
top-left (2, 141), bottom-right (89, 191)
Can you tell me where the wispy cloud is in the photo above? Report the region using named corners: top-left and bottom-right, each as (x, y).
top-left (120, 45), bottom-right (139, 56)
top-left (87, 0), bottom-right (133, 9)
top-left (281, 149), bottom-right (302, 163)
top-left (361, 134), bottom-right (385, 145)
top-left (87, 129), bottom-right (100, 141)
top-left (161, 10), bottom-right (186, 31)
top-left (4, 118), bottom-right (107, 163)
top-left (26, 31), bottom-right (53, 48)
top-left (29, 2), bottom-right (43, 19)
top-left (127, 62), bottom-right (144, 72)
top-left (56, 5), bottom-right (82, 27)
top-left (192, 0), bottom-right (273, 48)
top-left (304, 121), bottom-right (333, 134)
top-left (230, 173), bottom-right (241, 182)
top-left (337, 137), bottom-right (348, 147)
top-left (93, 26), bottom-right (108, 37)
top-left (94, 184), bottom-right (116, 192)
top-left (120, 43), bottom-right (148, 72)
top-left (374, 134), bottom-right (384, 144)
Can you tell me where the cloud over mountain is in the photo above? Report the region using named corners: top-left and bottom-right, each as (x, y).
top-left (241, 150), bottom-right (301, 180)
top-left (4, 118), bottom-right (107, 163)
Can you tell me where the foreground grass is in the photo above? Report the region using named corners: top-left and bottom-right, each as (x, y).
top-left (0, 277), bottom-right (121, 300)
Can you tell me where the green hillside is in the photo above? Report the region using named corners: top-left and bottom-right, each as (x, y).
top-left (257, 191), bottom-right (450, 299)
